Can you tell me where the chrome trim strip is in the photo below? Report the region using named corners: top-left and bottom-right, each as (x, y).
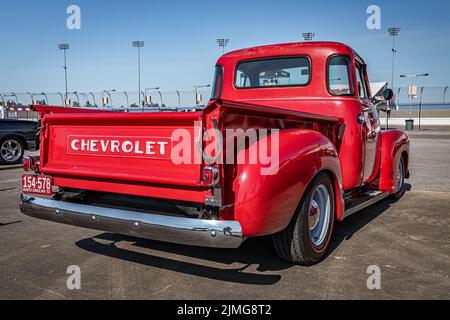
top-left (20, 193), bottom-right (243, 249)
top-left (343, 191), bottom-right (389, 219)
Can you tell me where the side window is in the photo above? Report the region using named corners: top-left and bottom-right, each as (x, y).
top-left (211, 65), bottom-right (223, 100)
top-left (355, 63), bottom-right (368, 99)
top-left (328, 56), bottom-right (354, 96)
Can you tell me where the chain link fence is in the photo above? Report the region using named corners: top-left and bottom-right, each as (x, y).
top-left (390, 86), bottom-right (450, 125)
top-left (395, 86), bottom-right (449, 107)
top-left (1, 87), bottom-right (449, 123)
top-left (0, 90), bottom-right (212, 120)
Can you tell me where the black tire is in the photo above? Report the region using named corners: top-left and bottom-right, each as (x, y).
top-left (0, 137), bottom-right (25, 165)
top-left (390, 157), bottom-right (406, 200)
top-left (273, 172), bottom-right (335, 265)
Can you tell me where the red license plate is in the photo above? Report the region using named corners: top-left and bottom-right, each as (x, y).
top-left (22, 174), bottom-right (53, 195)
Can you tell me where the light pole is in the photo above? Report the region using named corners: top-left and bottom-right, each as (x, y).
top-left (418, 86), bottom-right (425, 130)
top-left (217, 38), bottom-right (229, 54)
top-left (123, 91), bottom-right (129, 107)
top-left (194, 84), bottom-right (211, 105)
top-left (302, 32), bottom-right (315, 41)
top-left (444, 86), bottom-right (448, 105)
top-left (57, 92), bottom-right (65, 106)
top-left (388, 27), bottom-right (400, 109)
top-left (132, 41), bottom-right (144, 107)
top-left (10, 92), bottom-right (18, 104)
top-left (89, 92), bottom-right (96, 106)
top-left (400, 73), bottom-right (429, 129)
top-left (58, 44), bottom-right (70, 106)
top-left (72, 92), bottom-right (80, 105)
top-left (26, 92), bottom-right (34, 105)
top-left (157, 91), bottom-right (163, 107)
top-left (176, 90), bottom-right (181, 108)
top-left (41, 92), bottom-right (48, 105)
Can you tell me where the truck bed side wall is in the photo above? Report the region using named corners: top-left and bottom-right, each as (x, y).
top-left (226, 129), bottom-right (343, 237)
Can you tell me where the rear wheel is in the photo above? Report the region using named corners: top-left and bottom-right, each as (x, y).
top-left (390, 157), bottom-right (406, 200)
top-left (0, 137), bottom-right (24, 165)
top-left (273, 172), bottom-right (335, 265)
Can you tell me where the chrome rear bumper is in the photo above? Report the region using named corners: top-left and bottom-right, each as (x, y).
top-left (20, 193), bottom-right (243, 249)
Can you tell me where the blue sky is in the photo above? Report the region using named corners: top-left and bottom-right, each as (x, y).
top-left (0, 0), bottom-right (449, 93)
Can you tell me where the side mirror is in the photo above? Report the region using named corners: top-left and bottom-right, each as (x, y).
top-left (383, 88), bottom-right (394, 101)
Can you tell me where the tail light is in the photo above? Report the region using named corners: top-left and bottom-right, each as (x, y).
top-left (202, 166), bottom-right (220, 187)
top-left (23, 156), bottom-right (39, 172)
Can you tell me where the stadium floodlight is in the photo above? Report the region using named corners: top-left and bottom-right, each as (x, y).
top-left (132, 41), bottom-right (145, 106)
top-left (58, 43), bottom-right (70, 105)
top-left (388, 27), bottom-right (401, 109)
top-left (58, 43), bottom-right (69, 50)
top-left (388, 27), bottom-right (401, 37)
top-left (217, 38), bottom-right (229, 54)
top-left (132, 41), bottom-right (144, 48)
top-left (302, 32), bottom-right (315, 41)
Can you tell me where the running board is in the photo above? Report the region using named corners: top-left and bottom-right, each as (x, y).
top-left (343, 191), bottom-right (389, 219)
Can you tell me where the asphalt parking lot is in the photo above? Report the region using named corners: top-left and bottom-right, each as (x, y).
top-left (1, 128), bottom-right (449, 300)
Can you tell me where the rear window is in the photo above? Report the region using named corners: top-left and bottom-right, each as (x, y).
top-left (327, 55), bottom-right (354, 96)
top-left (235, 57), bottom-right (311, 88)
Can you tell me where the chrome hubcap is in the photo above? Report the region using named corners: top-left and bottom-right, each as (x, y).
top-left (1, 139), bottom-right (22, 162)
top-left (308, 184), bottom-right (331, 247)
top-left (309, 200), bottom-right (320, 230)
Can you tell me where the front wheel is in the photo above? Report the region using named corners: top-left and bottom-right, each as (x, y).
top-left (390, 157), bottom-right (406, 200)
top-left (273, 172), bottom-right (335, 265)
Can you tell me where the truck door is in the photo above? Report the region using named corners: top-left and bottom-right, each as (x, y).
top-left (355, 61), bottom-right (380, 182)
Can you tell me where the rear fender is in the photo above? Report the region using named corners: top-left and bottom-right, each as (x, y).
top-left (227, 129), bottom-right (344, 238)
top-left (379, 130), bottom-right (410, 193)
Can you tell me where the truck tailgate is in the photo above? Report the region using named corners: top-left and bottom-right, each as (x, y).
top-left (40, 112), bottom-right (203, 190)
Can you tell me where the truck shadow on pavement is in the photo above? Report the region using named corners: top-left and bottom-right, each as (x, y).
top-left (76, 234), bottom-right (286, 285)
top-left (75, 186), bottom-right (410, 285)
top-left (325, 184), bottom-right (412, 257)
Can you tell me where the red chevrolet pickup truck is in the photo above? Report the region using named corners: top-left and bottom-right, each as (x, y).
top-left (20, 42), bottom-right (410, 265)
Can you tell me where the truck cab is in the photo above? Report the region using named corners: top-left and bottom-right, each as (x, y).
top-left (20, 42), bottom-right (410, 265)
top-left (214, 42), bottom-right (396, 192)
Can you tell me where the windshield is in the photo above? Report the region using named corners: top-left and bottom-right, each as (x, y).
top-left (235, 56), bottom-right (311, 88)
